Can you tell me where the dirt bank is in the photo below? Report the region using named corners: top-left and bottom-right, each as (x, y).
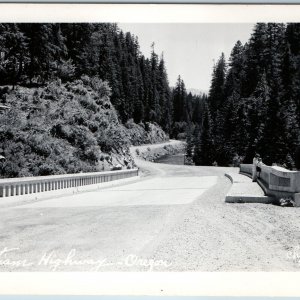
top-left (132, 140), bottom-right (186, 163)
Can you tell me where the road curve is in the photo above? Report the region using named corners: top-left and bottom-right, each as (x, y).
top-left (0, 140), bottom-right (299, 271)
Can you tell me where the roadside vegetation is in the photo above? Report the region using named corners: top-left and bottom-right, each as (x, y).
top-left (0, 78), bottom-right (168, 177)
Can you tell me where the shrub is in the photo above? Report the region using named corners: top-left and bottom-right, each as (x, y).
top-left (177, 132), bottom-right (186, 140)
top-left (0, 79), bottom-right (131, 177)
top-left (81, 75), bottom-right (91, 86)
top-left (90, 77), bottom-right (111, 99)
top-left (125, 118), bottom-right (135, 129)
top-left (83, 146), bottom-right (100, 162)
top-left (32, 90), bottom-right (40, 104)
top-left (43, 80), bottom-right (63, 101)
top-left (67, 80), bottom-right (87, 95)
top-left (56, 59), bottom-right (76, 82)
top-left (279, 197), bottom-right (295, 207)
top-left (38, 162), bottom-right (61, 176)
top-left (79, 95), bottom-right (98, 112)
top-left (50, 124), bottom-right (71, 140)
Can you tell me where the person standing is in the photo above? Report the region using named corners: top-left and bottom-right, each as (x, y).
top-left (252, 153), bottom-right (261, 182)
top-left (256, 157), bottom-right (263, 179)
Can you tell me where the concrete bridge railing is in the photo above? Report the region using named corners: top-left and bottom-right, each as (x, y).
top-left (240, 164), bottom-right (253, 176)
top-left (240, 163), bottom-right (300, 205)
top-left (0, 169), bottom-right (139, 198)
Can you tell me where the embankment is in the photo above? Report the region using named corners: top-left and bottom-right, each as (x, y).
top-left (132, 140), bottom-right (186, 163)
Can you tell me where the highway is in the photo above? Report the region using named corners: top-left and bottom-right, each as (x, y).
top-left (0, 140), bottom-right (299, 271)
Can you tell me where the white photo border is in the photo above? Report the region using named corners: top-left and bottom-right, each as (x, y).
top-left (0, 3), bottom-right (300, 297)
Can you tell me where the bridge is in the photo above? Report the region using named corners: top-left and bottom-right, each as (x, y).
top-left (0, 140), bottom-right (300, 271)
top-left (225, 163), bottom-right (300, 206)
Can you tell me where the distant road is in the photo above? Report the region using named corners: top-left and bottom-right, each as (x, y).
top-left (0, 140), bottom-right (299, 271)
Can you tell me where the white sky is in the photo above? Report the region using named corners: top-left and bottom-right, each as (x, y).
top-left (118, 23), bottom-right (255, 92)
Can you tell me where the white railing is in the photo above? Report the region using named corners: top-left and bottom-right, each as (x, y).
top-left (0, 169), bottom-right (139, 198)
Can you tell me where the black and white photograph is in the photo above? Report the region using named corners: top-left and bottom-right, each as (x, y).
top-left (1, 3), bottom-right (300, 286)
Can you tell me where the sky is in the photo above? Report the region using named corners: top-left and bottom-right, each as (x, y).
top-left (118, 23), bottom-right (255, 93)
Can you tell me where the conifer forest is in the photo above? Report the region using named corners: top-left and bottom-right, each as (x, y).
top-left (1, 23), bottom-right (300, 177)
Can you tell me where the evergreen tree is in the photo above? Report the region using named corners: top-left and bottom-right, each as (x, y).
top-left (173, 75), bottom-right (187, 123)
top-left (157, 54), bottom-right (172, 133)
top-left (193, 102), bottom-right (214, 166)
top-left (0, 24), bottom-right (29, 87)
top-left (208, 52), bottom-right (226, 115)
top-left (205, 23), bottom-right (300, 168)
top-left (241, 23), bottom-right (267, 97)
top-left (20, 24), bottom-right (65, 84)
top-left (225, 40), bottom-right (244, 97)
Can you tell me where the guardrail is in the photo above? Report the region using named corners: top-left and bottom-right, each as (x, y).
top-left (240, 163), bottom-right (300, 194)
top-left (0, 168), bottom-right (139, 198)
top-left (240, 164), bottom-right (253, 176)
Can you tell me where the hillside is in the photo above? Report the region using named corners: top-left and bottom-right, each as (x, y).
top-left (0, 23), bottom-right (208, 177)
top-left (0, 77), bottom-right (168, 178)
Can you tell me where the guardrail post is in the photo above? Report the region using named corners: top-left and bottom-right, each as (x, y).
top-left (16, 184), bottom-right (20, 196)
top-left (6, 186), bottom-right (9, 196)
top-left (28, 183), bottom-right (32, 194)
top-left (12, 185), bottom-right (16, 196)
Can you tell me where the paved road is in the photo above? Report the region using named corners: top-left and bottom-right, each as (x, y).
top-left (0, 140), bottom-right (300, 271)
